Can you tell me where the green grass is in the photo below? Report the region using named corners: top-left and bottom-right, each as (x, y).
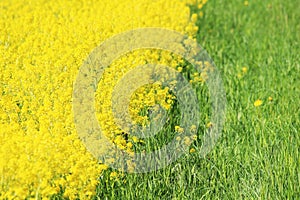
top-left (93, 0), bottom-right (300, 199)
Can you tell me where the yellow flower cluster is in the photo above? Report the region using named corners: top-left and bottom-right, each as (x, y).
top-left (0, 0), bottom-right (207, 199)
top-left (95, 50), bottom-right (185, 151)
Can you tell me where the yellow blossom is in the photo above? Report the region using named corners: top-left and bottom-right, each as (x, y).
top-left (175, 126), bottom-right (185, 133)
top-left (206, 122), bottom-right (213, 128)
top-left (184, 136), bottom-right (192, 145)
top-left (189, 148), bottom-right (196, 153)
top-left (110, 171), bottom-right (118, 179)
top-left (254, 99), bottom-right (263, 107)
top-left (199, 11), bottom-right (204, 18)
top-left (190, 125), bottom-right (197, 132)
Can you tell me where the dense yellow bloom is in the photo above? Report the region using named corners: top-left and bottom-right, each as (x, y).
top-left (0, 0), bottom-right (207, 198)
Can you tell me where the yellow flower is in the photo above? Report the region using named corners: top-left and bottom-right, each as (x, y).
top-left (184, 136), bottom-right (192, 145)
top-left (206, 122), bottom-right (213, 128)
top-left (175, 125), bottom-right (184, 133)
top-left (191, 14), bottom-right (198, 23)
top-left (199, 11), bottom-right (204, 18)
top-left (127, 142), bottom-right (133, 149)
top-left (189, 148), bottom-right (196, 153)
top-left (190, 125), bottom-right (197, 132)
top-left (244, 1), bottom-right (249, 6)
top-left (191, 134), bottom-right (197, 140)
top-left (242, 67), bottom-right (248, 73)
top-left (268, 96), bottom-right (273, 101)
top-left (254, 99), bottom-right (263, 107)
top-left (110, 171), bottom-right (118, 179)
top-left (132, 136), bottom-right (139, 143)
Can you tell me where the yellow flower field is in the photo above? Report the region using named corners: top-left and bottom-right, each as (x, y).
top-left (0, 0), bottom-right (206, 198)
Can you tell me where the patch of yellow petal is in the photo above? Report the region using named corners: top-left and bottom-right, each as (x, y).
top-left (0, 0), bottom-right (206, 198)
